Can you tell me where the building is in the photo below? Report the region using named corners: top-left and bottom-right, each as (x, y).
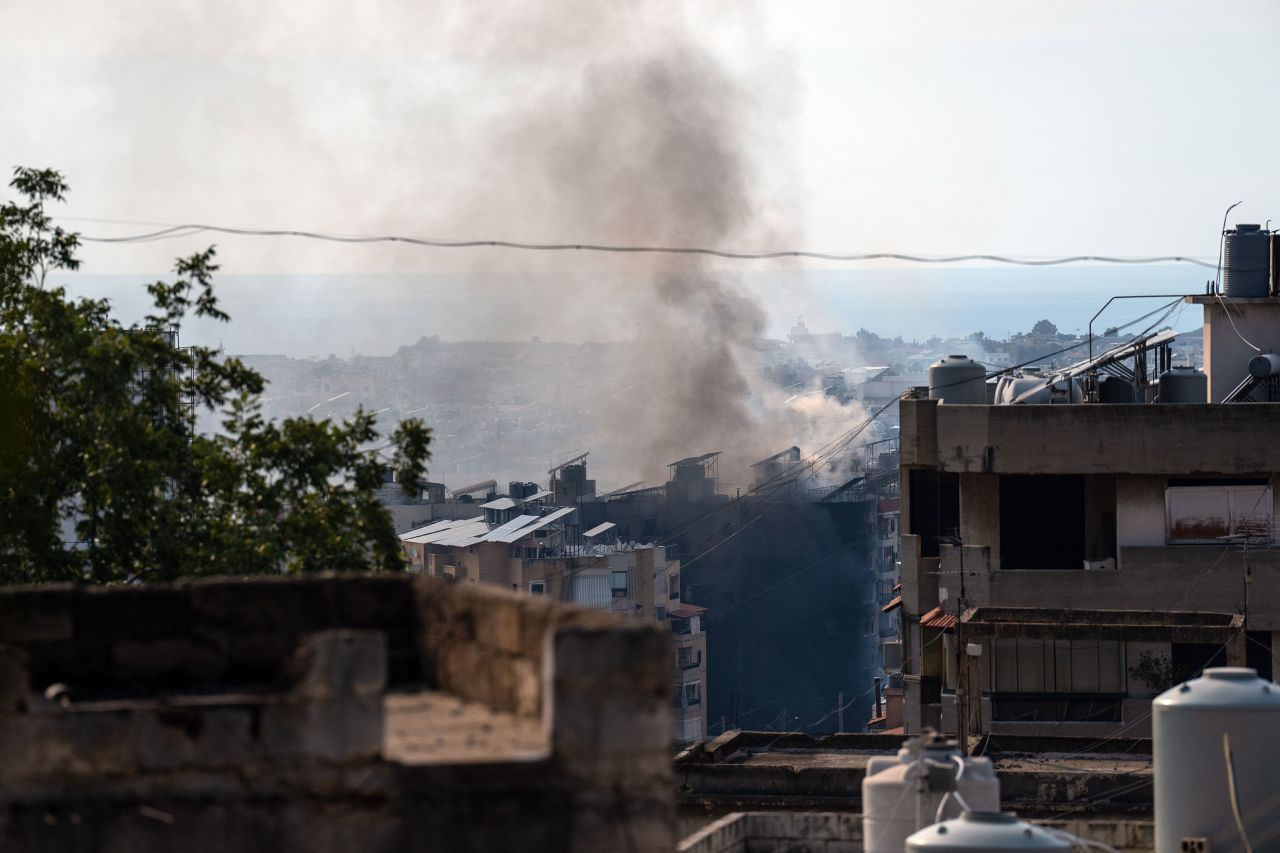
top-left (399, 499), bottom-right (710, 745)
top-left (894, 288), bottom-right (1280, 741)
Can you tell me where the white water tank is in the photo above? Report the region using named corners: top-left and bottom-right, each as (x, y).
top-left (906, 811), bottom-right (1071, 852)
top-left (862, 734), bottom-right (1000, 853)
top-left (1153, 667), bottom-right (1280, 852)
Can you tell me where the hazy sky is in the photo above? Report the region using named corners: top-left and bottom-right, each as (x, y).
top-left (3, 1), bottom-right (1278, 278)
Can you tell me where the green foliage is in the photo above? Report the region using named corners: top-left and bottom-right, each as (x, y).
top-left (1128, 649), bottom-right (1173, 692)
top-left (0, 168), bottom-right (431, 584)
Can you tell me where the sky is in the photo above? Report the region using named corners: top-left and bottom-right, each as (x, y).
top-left (2, 1), bottom-right (1279, 348)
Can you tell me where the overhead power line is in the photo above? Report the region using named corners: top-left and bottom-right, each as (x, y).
top-left (65, 219), bottom-right (1219, 268)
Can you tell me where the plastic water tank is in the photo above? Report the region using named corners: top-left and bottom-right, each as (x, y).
top-left (905, 812), bottom-right (1071, 852)
top-left (1223, 224), bottom-right (1271, 297)
top-left (994, 373), bottom-right (1083, 404)
top-left (862, 734), bottom-right (1000, 853)
top-left (1153, 667), bottom-right (1280, 853)
top-left (1098, 374), bottom-right (1136, 404)
top-left (929, 355), bottom-right (986, 404)
top-left (1158, 367), bottom-right (1207, 403)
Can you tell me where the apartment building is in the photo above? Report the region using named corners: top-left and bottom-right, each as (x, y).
top-left (400, 502), bottom-right (708, 745)
top-left (896, 284), bottom-right (1280, 740)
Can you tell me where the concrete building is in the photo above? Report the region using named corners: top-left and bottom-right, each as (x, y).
top-left (399, 507), bottom-right (710, 746)
top-left (0, 574), bottom-right (675, 852)
top-left (895, 292), bottom-right (1280, 740)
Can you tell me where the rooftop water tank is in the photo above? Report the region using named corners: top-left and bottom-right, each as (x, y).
top-left (1154, 667), bottom-right (1280, 852)
top-left (994, 373), bottom-right (1083, 404)
top-left (929, 355), bottom-right (986, 404)
top-left (1098, 374), bottom-right (1136, 404)
top-left (1223, 224), bottom-right (1270, 297)
top-left (1158, 366), bottom-right (1207, 403)
top-left (905, 812), bottom-right (1070, 852)
top-left (862, 734), bottom-right (999, 853)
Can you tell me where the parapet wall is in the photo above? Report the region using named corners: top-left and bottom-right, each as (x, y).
top-left (0, 573), bottom-right (675, 853)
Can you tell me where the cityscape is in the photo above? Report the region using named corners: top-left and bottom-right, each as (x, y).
top-left (3, 2), bottom-right (1279, 852)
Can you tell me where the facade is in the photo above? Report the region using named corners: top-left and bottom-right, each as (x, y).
top-left (400, 507), bottom-right (709, 746)
top-left (895, 293), bottom-right (1280, 740)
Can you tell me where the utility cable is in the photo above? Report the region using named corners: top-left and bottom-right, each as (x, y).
top-left (1223, 732), bottom-right (1255, 853)
top-left (68, 218), bottom-right (1220, 268)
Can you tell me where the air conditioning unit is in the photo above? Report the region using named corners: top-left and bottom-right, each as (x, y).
top-left (1083, 558), bottom-right (1116, 571)
top-left (882, 640), bottom-right (903, 670)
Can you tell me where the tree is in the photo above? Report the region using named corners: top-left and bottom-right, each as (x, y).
top-left (0, 168), bottom-right (431, 584)
top-left (1030, 319), bottom-right (1058, 337)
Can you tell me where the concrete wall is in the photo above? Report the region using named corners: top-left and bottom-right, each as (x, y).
top-left (900, 397), bottom-right (1280, 475)
top-left (1201, 299), bottom-right (1280, 403)
top-left (952, 546), bottom-right (1280, 632)
top-left (0, 575), bottom-right (677, 853)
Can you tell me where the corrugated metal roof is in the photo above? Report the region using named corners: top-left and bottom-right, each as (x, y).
top-left (480, 497), bottom-right (517, 510)
top-left (881, 596), bottom-right (903, 614)
top-left (489, 506), bottom-right (576, 543)
top-left (407, 518), bottom-right (489, 546)
top-left (583, 522), bottom-right (617, 539)
top-left (519, 490), bottom-right (552, 503)
top-left (399, 519), bottom-right (454, 540)
top-left (480, 514), bottom-right (540, 542)
top-left (920, 606), bottom-right (958, 630)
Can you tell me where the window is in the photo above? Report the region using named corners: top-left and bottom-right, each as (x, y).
top-left (610, 570), bottom-right (629, 598)
top-left (999, 475), bottom-right (1115, 570)
top-left (677, 647), bottom-right (692, 668)
top-left (529, 581), bottom-right (547, 595)
top-left (683, 682), bottom-right (701, 707)
top-left (1165, 484), bottom-right (1272, 544)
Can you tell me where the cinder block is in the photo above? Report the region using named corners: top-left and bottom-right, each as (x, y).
top-left (510, 656), bottom-right (542, 718)
top-left (260, 697), bottom-right (384, 762)
top-left (0, 588), bottom-right (74, 643)
top-left (0, 644), bottom-right (31, 711)
top-left (287, 631), bottom-right (387, 700)
top-left (474, 604), bottom-right (521, 655)
top-left (111, 638), bottom-right (227, 686)
top-left (130, 706), bottom-right (258, 772)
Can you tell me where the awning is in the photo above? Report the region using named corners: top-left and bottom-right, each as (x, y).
top-left (583, 522), bottom-right (617, 539)
top-left (920, 606), bottom-right (958, 630)
top-left (668, 604), bottom-right (707, 619)
top-left (880, 596), bottom-right (903, 614)
top-left (959, 607), bottom-right (1243, 643)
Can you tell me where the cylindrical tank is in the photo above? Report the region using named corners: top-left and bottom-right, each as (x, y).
top-left (929, 355), bottom-right (987, 404)
top-left (1159, 366), bottom-right (1207, 403)
top-left (1248, 352), bottom-right (1280, 380)
top-left (1098, 374), bottom-right (1136, 404)
top-left (994, 373), bottom-right (1084, 405)
top-left (905, 812), bottom-right (1071, 852)
top-left (862, 735), bottom-right (1000, 853)
top-left (1223, 224), bottom-right (1270, 297)
top-left (1154, 667), bottom-right (1280, 853)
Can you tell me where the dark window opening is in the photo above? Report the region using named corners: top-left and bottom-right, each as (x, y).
top-left (1000, 475), bottom-right (1087, 570)
top-left (990, 693), bottom-right (1124, 723)
top-left (1247, 631), bottom-right (1273, 681)
top-left (909, 469), bottom-right (959, 558)
top-left (1171, 642), bottom-right (1228, 683)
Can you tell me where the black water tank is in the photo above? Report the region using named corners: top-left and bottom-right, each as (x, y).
top-left (1223, 224), bottom-right (1270, 297)
top-left (1098, 374), bottom-right (1136, 404)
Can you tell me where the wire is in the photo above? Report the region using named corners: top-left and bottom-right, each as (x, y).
top-left (1223, 732), bottom-right (1255, 853)
top-left (69, 219), bottom-right (1221, 268)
